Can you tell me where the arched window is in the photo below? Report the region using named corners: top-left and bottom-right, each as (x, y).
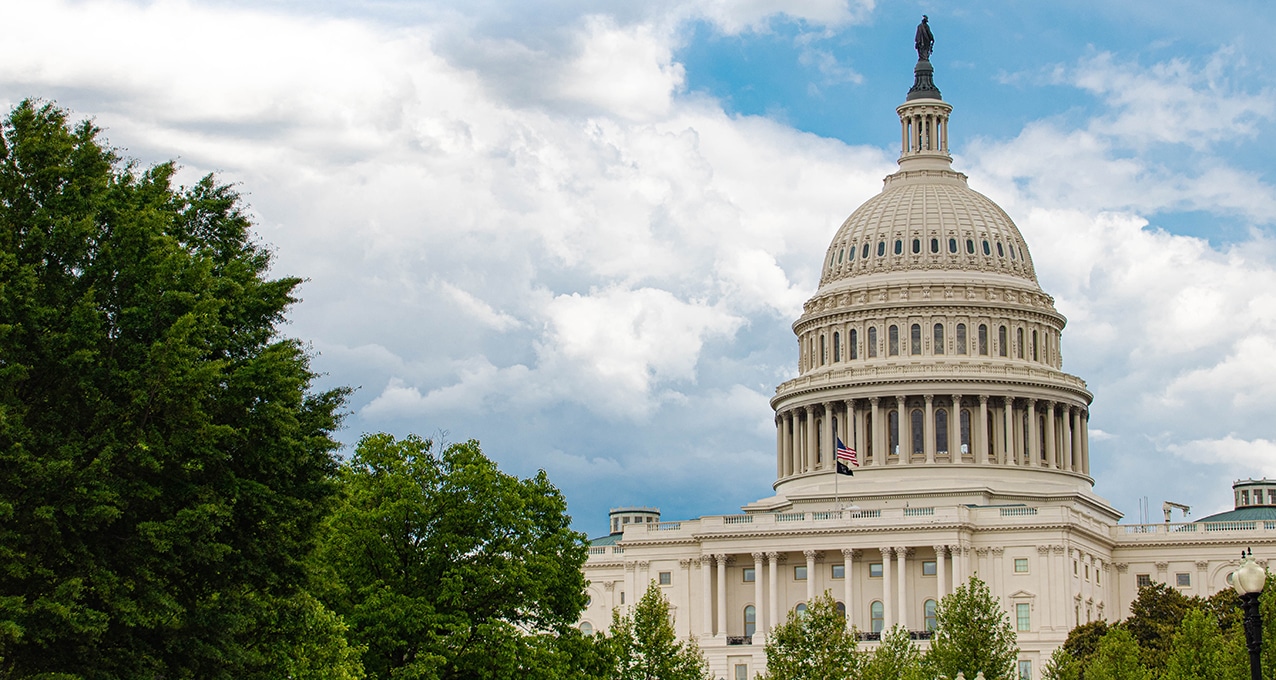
top-left (933, 323), bottom-right (945, 355)
top-left (1017, 328), bottom-right (1025, 359)
top-left (910, 324), bottom-right (922, 355)
top-left (833, 332), bottom-right (841, 362)
top-left (960, 408), bottom-right (972, 455)
top-left (936, 408), bottom-right (949, 454)
top-left (745, 606), bottom-right (756, 636)
top-left (978, 324), bottom-right (989, 355)
top-left (1032, 329), bottom-right (1039, 362)
top-left (871, 601), bottom-right (885, 633)
top-left (836, 602), bottom-right (847, 619)
top-left (911, 409), bottom-right (924, 455)
top-left (888, 410), bottom-right (900, 455)
top-left (795, 603), bottom-right (808, 617)
top-left (925, 600), bottom-right (938, 631)
top-left (850, 329), bottom-right (859, 360)
top-left (998, 325), bottom-right (1008, 357)
top-left (580, 621), bottom-right (594, 636)
top-left (889, 325), bottom-right (900, 356)
top-left (956, 323), bottom-right (967, 355)
top-left (868, 327), bottom-right (878, 358)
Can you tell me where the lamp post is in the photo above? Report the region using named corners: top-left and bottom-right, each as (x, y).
top-left (1232, 548), bottom-right (1267, 680)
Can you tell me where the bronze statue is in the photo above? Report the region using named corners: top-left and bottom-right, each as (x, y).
top-left (915, 15), bottom-right (934, 61)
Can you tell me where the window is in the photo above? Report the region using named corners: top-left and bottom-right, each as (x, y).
top-left (934, 323), bottom-right (945, 354)
top-left (922, 560), bottom-right (937, 576)
top-left (744, 605), bottom-right (756, 636)
top-left (794, 566), bottom-right (807, 580)
top-left (832, 564), bottom-right (845, 579)
top-left (743, 568), bottom-right (755, 583)
top-left (580, 621), bottom-right (594, 636)
top-left (871, 601), bottom-right (885, 632)
top-left (850, 329), bottom-right (859, 360)
top-left (1017, 603), bottom-right (1031, 631)
top-left (910, 324), bottom-right (922, 355)
top-left (1137, 574), bottom-right (1152, 588)
top-left (978, 324), bottom-right (989, 355)
top-left (868, 327), bottom-right (878, 357)
top-left (889, 325), bottom-right (899, 356)
top-left (1019, 660), bottom-right (1032, 680)
top-left (735, 664), bottom-right (748, 680)
top-left (956, 323), bottom-right (967, 354)
top-left (999, 325), bottom-right (1008, 357)
top-left (1015, 558), bottom-right (1029, 573)
top-left (833, 332), bottom-right (840, 362)
top-left (1177, 573), bottom-right (1191, 587)
top-left (925, 599), bottom-right (938, 630)
top-left (659, 571), bottom-right (671, 586)
top-left (869, 563), bottom-right (884, 578)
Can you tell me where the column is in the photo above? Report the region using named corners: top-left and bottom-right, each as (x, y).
top-left (823, 402), bottom-right (836, 469)
top-left (767, 552), bottom-right (779, 634)
top-left (896, 395), bottom-right (907, 464)
top-left (870, 397), bottom-right (883, 466)
top-left (805, 409), bottom-right (818, 472)
top-left (978, 396), bottom-right (990, 465)
top-left (1003, 398), bottom-right (1015, 464)
top-left (842, 549), bottom-right (856, 632)
top-left (881, 547), bottom-right (894, 629)
top-left (716, 553), bottom-right (727, 636)
top-left (895, 547), bottom-right (909, 630)
top-left (950, 394), bottom-right (962, 462)
top-left (1044, 402), bottom-right (1057, 469)
top-left (935, 545), bottom-right (948, 600)
top-left (924, 395), bottom-right (936, 464)
top-left (1027, 399), bottom-right (1039, 466)
top-left (700, 555), bottom-right (713, 637)
top-left (752, 552), bottom-right (765, 636)
top-left (804, 550), bottom-right (817, 603)
top-left (1062, 407), bottom-right (1074, 471)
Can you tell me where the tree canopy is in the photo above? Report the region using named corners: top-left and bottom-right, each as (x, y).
top-left (0, 99), bottom-right (349, 679)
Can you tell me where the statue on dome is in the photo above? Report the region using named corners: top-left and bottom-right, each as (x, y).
top-left (915, 15), bottom-right (934, 62)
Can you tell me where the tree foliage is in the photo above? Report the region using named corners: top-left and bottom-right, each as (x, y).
top-left (606, 584), bottom-right (707, 680)
top-left (0, 100), bottom-right (348, 679)
top-left (926, 576), bottom-right (1018, 680)
top-left (315, 433), bottom-right (589, 680)
top-left (759, 592), bottom-right (859, 680)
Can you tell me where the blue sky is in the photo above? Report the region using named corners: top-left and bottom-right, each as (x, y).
top-left (1, 0), bottom-right (1274, 537)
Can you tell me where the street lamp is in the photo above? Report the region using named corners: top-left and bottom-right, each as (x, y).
top-left (1232, 548), bottom-right (1267, 680)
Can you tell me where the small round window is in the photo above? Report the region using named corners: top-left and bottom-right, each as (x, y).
top-left (912, 238), bottom-right (921, 254)
top-left (877, 241), bottom-right (886, 257)
top-left (949, 238), bottom-right (957, 253)
top-left (894, 240), bottom-right (903, 255)
top-left (982, 240), bottom-right (991, 255)
top-left (862, 243), bottom-right (870, 258)
top-left (996, 242), bottom-right (1005, 257)
top-left (931, 238), bottom-right (940, 253)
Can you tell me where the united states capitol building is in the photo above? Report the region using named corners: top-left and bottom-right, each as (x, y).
top-left (577, 43), bottom-right (1276, 680)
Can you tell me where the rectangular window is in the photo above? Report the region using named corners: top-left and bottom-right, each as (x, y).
top-left (794, 566), bottom-right (807, 581)
top-left (869, 563), bottom-right (883, 578)
top-left (1019, 659), bottom-right (1032, 680)
top-left (1137, 574), bottom-right (1152, 588)
top-left (922, 560), bottom-right (937, 576)
top-left (1177, 572), bottom-right (1191, 587)
top-left (658, 571), bottom-right (671, 586)
top-left (743, 567), bottom-right (755, 582)
top-left (832, 564), bottom-right (845, 579)
top-left (1017, 603), bottom-right (1031, 632)
top-left (1014, 558), bottom-right (1029, 573)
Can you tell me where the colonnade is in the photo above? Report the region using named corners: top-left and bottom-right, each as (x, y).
top-left (775, 395), bottom-right (1089, 478)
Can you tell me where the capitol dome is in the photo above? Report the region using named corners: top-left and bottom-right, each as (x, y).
top-left (762, 57), bottom-right (1097, 509)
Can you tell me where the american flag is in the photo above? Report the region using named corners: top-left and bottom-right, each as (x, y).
top-left (835, 437), bottom-right (858, 467)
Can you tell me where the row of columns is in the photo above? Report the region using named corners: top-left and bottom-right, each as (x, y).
top-left (776, 395), bottom-right (1089, 478)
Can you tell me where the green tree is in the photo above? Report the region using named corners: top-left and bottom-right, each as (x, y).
top-left (926, 576), bottom-right (1018, 680)
top-left (316, 433), bottom-right (589, 680)
top-left (1162, 607), bottom-right (1243, 680)
top-left (608, 583), bottom-right (707, 680)
top-left (759, 592), bottom-right (860, 680)
top-left (0, 100), bottom-right (349, 678)
top-left (1124, 582), bottom-right (1194, 672)
top-left (1041, 647), bottom-right (1081, 680)
top-left (1085, 627), bottom-right (1150, 680)
top-left (861, 625), bottom-right (924, 680)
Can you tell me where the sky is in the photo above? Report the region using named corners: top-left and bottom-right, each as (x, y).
top-left (2, 0), bottom-right (1274, 537)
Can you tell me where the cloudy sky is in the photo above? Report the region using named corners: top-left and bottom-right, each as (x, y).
top-left (3, 0), bottom-right (1274, 537)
